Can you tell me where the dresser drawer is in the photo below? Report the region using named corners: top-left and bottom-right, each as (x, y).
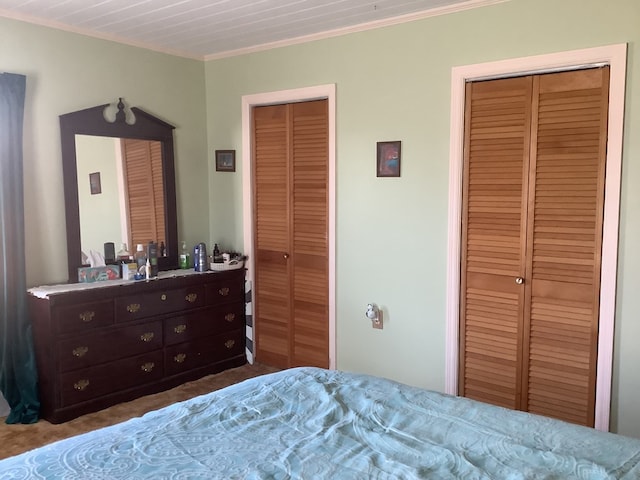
top-left (164, 303), bottom-right (244, 346)
top-left (205, 276), bottom-right (244, 306)
top-left (115, 285), bottom-right (205, 322)
top-left (54, 300), bottom-right (114, 334)
top-left (60, 350), bottom-right (164, 407)
top-left (58, 320), bottom-right (162, 373)
top-left (165, 329), bottom-right (244, 376)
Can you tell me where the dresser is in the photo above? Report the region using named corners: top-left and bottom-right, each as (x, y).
top-left (28, 269), bottom-right (246, 423)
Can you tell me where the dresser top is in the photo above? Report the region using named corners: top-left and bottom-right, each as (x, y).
top-left (28, 269), bottom-right (231, 299)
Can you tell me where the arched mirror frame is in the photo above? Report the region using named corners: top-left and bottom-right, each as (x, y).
top-left (60, 98), bottom-right (179, 282)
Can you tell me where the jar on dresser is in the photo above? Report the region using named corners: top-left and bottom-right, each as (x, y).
top-left (28, 269), bottom-right (246, 424)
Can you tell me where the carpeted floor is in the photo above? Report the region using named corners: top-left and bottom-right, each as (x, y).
top-left (0, 363), bottom-right (279, 460)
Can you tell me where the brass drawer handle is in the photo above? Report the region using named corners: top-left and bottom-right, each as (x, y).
top-left (218, 287), bottom-right (230, 296)
top-left (174, 324), bottom-right (187, 334)
top-left (161, 294), bottom-right (167, 301)
top-left (74, 379), bottom-right (90, 391)
top-left (185, 293), bottom-right (198, 303)
top-left (140, 332), bottom-right (155, 342)
top-left (141, 362), bottom-right (155, 372)
top-left (127, 303), bottom-right (141, 313)
top-left (224, 339), bottom-right (235, 349)
top-left (174, 353), bottom-right (186, 363)
top-left (72, 346), bottom-right (89, 358)
top-left (224, 313), bottom-right (235, 322)
top-left (79, 311), bottom-right (95, 323)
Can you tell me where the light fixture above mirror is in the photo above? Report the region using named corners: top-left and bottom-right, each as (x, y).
top-left (60, 98), bottom-right (179, 282)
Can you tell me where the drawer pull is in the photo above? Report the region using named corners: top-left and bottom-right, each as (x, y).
top-left (72, 346), bottom-right (89, 358)
top-left (224, 339), bottom-right (235, 349)
top-left (74, 379), bottom-right (90, 391)
top-left (140, 332), bottom-right (155, 342)
top-left (161, 294), bottom-right (167, 301)
top-left (185, 293), bottom-right (198, 303)
top-left (141, 362), bottom-right (155, 373)
top-left (224, 313), bottom-right (235, 322)
top-left (218, 287), bottom-right (230, 296)
top-left (79, 311), bottom-right (95, 323)
top-left (127, 303), bottom-right (141, 313)
top-left (174, 353), bottom-right (186, 363)
top-left (174, 324), bottom-right (187, 334)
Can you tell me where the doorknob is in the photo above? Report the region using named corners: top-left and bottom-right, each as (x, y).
top-left (283, 253), bottom-right (289, 259)
top-left (515, 277), bottom-right (524, 285)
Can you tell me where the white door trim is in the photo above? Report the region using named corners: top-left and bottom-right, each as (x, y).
top-left (241, 84), bottom-right (337, 369)
top-left (445, 44), bottom-right (627, 431)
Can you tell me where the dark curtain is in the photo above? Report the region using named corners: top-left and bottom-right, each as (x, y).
top-left (0, 73), bottom-right (40, 424)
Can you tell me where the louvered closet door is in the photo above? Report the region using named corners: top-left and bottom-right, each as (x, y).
top-left (523, 67), bottom-right (609, 426)
top-left (459, 76), bottom-right (533, 409)
top-left (122, 139), bottom-right (166, 248)
top-left (253, 100), bottom-right (329, 369)
top-left (460, 67), bottom-right (609, 427)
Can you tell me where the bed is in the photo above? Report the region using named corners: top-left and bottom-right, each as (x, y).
top-left (2, 367), bottom-right (640, 479)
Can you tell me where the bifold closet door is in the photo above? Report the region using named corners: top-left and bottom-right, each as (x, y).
top-left (460, 67), bottom-right (609, 427)
top-left (253, 100), bottom-right (329, 369)
top-left (459, 76), bottom-right (533, 410)
top-left (121, 139), bottom-right (165, 248)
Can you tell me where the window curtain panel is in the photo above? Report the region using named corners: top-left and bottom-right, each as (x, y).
top-left (0, 73), bottom-right (39, 424)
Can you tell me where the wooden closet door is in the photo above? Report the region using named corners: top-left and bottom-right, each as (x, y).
top-left (253, 104), bottom-right (291, 368)
top-left (460, 67), bottom-right (610, 427)
top-left (122, 139), bottom-right (165, 248)
top-left (522, 67), bottom-right (609, 426)
top-left (459, 76), bottom-right (533, 409)
top-left (290, 100), bottom-right (329, 367)
top-left (253, 100), bottom-right (329, 369)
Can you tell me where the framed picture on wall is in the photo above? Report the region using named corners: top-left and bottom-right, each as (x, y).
top-left (215, 150), bottom-right (236, 172)
top-left (89, 172), bottom-right (101, 194)
top-left (376, 141), bottom-right (401, 177)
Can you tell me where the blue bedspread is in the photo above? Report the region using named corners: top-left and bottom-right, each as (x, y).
top-left (2, 367), bottom-right (640, 479)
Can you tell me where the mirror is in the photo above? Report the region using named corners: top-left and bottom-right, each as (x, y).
top-left (60, 98), bottom-right (178, 282)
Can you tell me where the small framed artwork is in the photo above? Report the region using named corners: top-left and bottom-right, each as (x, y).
top-left (89, 172), bottom-right (101, 194)
top-left (215, 150), bottom-right (236, 172)
top-left (376, 141), bottom-right (401, 177)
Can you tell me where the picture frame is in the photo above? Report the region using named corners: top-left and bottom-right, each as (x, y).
top-left (376, 141), bottom-right (401, 177)
top-left (89, 172), bottom-right (101, 194)
top-left (215, 150), bottom-right (236, 172)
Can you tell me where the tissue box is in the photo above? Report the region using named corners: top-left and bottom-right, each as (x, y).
top-left (78, 265), bottom-right (121, 283)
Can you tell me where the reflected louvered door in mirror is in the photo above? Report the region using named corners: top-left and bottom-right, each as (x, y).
top-left (122, 138), bottom-right (166, 248)
top-left (460, 67), bottom-right (609, 427)
top-left (253, 100), bottom-right (329, 369)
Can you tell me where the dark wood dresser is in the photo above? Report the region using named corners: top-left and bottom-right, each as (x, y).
top-left (28, 269), bottom-right (246, 423)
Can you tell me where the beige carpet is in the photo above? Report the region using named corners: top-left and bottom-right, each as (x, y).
top-left (0, 363), bottom-right (279, 460)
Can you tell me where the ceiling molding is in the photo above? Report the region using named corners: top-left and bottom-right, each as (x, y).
top-left (1, 0), bottom-right (509, 61)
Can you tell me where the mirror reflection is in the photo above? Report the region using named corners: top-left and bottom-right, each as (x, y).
top-left (60, 99), bottom-right (178, 281)
top-left (75, 135), bottom-right (167, 260)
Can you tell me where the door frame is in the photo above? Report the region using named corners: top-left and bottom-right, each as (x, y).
top-left (241, 84), bottom-right (337, 369)
top-left (445, 44), bottom-right (627, 431)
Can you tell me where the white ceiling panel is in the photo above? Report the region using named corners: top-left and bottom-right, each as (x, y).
top-left (0, 0), bottom-right (507, 59)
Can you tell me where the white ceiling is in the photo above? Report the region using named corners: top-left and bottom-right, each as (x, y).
top-left (0, 0), bottom-right (504, 59)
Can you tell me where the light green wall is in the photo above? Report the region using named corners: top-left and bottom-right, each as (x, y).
top-left (0, 16), bottom-right (208, 285)
top-left (75, 135), bottom-right (122, 256)
top-left (204, 0), bottom-right (640, 437)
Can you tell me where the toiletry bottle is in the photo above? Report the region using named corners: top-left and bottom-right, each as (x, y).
top-left (147, 241), bottom-right (158, 277)
top-left (179, 241), bottom-right (190, 269)
top-left (213, 243), bottom-right (223, 263)
top-left (117, 243), bottom-right (131, 262)
top-left (145, 258), bottom-right (151, 280)
top-left (159, 241), bottom-right (166, 257)
top-left (135, 244), bottom-right (147, 272)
